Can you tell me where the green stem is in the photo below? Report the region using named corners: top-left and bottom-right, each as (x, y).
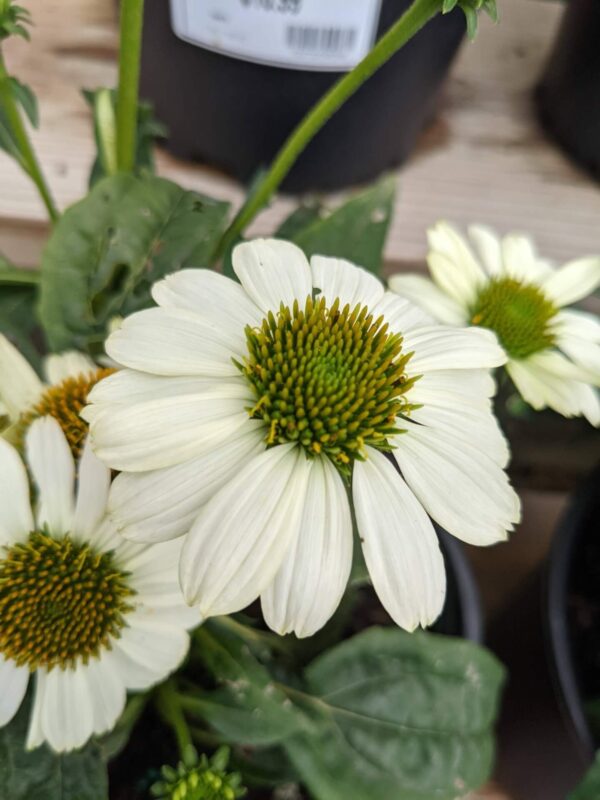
top-left (116, 0), bottom-right (144, 172)
top-left (213, 0), bottom-right (440, 261)
top-left (210, 615), bottom-right (292, 656)
top-left (0, 50), bottom-right (58, 222)
top-left (155, 681), bottom-right (193, 757)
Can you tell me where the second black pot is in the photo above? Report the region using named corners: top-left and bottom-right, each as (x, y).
top-left (545, 461), bottom-right (600, 760)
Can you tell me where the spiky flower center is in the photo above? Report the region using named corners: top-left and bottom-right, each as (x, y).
top-left (469, 277), bottom-right (557, 360)
top-left (15, 368), bottom-right (114, 458)
top-left (237, 296), bottom-right (418, 474)
top-left (0, 531), bottom-right (135, 671)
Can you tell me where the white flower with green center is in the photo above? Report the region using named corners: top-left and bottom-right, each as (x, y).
top-left (84, 239), bottom-right (520, 637)
top-left (389, 222), bottom-right (600, 425)
top-left (0, 416), bottom-right (199, 753)
top-left (0, 335), bottom-right (114, 456)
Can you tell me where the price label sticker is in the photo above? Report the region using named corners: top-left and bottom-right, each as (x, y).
top-left (170, 0), bottom-right (383, 72)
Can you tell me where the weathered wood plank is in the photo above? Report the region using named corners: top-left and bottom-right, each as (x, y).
top-left (0, 0), bottom-right (598, 271)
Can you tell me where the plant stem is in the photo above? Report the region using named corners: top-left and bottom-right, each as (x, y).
top-left (213, 0), bottom-right (441, 261)
top-left (155, 681), bottom-right (193, 757)
top-left (116, 0), bottom-right (144, 172)
top-left (0, 50), bottom-right (58, 222)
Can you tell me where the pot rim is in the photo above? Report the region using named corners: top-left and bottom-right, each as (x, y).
top-left (544, 461), bottom-right (600, 760)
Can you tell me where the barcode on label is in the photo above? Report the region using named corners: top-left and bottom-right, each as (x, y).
top-left (285, 25), bottom-right (357, 53)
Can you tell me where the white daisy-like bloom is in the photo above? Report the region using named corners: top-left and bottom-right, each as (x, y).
top-left (389, 222), bottom-right (600, 425)
top-left (0, 416), bottom-right (199, 753)
top-left (84, 239), bottom-right (520, 638)
top-left (0, 334), bottom-right (114, 455)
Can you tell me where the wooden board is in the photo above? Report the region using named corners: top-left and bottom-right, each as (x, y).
top-left (1, 0), bottom-right (599, 271)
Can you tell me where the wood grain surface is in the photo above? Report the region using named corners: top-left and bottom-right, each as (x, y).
top-left (1, 0), bottom-right (599, 271)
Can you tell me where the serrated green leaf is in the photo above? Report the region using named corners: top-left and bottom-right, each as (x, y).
top-left (290, 176), bottom-right (396, 276)
top-left (0, 691), bottom-right (108, 800)
top-left (38, 174), bottom-right (230, 352)
top-left (283, 627), bottom-right (505, 800)
top-left (569, 752), bottom-right (600, 800)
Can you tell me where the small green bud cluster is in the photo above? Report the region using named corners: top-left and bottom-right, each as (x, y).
top-left (151, 747), bottom-right (246, 800)
top-left (442, 0), bottom-right (499, 39)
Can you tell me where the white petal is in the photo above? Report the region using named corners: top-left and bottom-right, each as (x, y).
top-left (81, 655), bottom-right (126, 737)
top-left (180, 445), bottom-right (309, 616)
top-left (26, 671), bottom-right (45, 750)
top-left (88, 391), bottom-right (251, 471)
top-left (427, 221), bottom-right (485, 305)
top-left (558, 337), bottom-right (600, 383)
top-left (387, 274), bottom-right (466, 325)
top-left (0, 334), bottom-right (43, 419)
top-left (261, 456), bottom-right (353, 638)
top-left (409, 368), bottom-right (496, 409)
top-left (500, 234), bottom-right (552, 282)
top-left (552, 309), bottom-right (600, 343)
top-left (353, 447), bottom-right (446, 631)
top-left (467, 225), bottom-right (502, 276)
top-left (152, 268), bottom-right (263, 330)
top-left (105, 307), bottom-right (241, 377)
top-left (507, 355), bottom-right (600, 426)
top-left (393, 423), bottom-right (520, 545)
top-left (409, 402), bottom-right (510, 467)
top-left (403, 326), bottom-right (506, 376)
top-left (0, 655), bottom-right (28, 725)
top-left (112, 616), bottom-right (190, 690)
top-left (85, 370), bottom-right (249, 414)
top-left (41, 664), bottom-right (95, 752)
top-left (109, 422), bottom-right (265, 542)
top-left (26, 417), bottom-right (75, 535)
top-left (310, 255), bottom-right (384, 310)
top-left (233, 238), bottom-right (312, 314)
top-left (372, 291), bottom-right (435, 335)
top-left (72, 436), bottom-right (110, 542)
top-left (44, 352), bottom-right (97, 385)
top-left (0, 438), bottom-right (34, 545)
top-left (542, 256), bottom-right (600, 307)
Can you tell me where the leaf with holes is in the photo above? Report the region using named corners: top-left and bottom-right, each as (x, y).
top-left (283, 627), bottom-right (505, 800)
top-left (38, 174), bottom-right (230, 352)
top-left (290, 175), bottom-right (396, 276)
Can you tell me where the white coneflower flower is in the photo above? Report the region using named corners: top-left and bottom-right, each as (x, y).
top-left (85, 239), bottom-right (520, 638)
top-left (390, 222), bottom-right (600, 424)
top-left (0, 335), bottom-right (114, 456)
top-left (0, 416), bottom-right (198, 753)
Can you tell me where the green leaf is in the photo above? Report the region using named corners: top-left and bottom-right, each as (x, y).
top-left (569, 752), bottom-right (600, 800)
top-left (0, 258), bottom-right (43, 368)
top-left (283, 627), bottom-right (505, 800)
top-left (38, 174), bottom-right (230, 352)
top-left (0, 691), bottom-right (108, 800)
top-left (290, 176), bottom-right (396, 276)
top-left (275, 202), bottom-right (323, 241)
top-left (9, 77), bottom-right (38, 127)
top-left (0, 77), bottom-right (39, 167)
top-left (185, 621), bottom-right (304, 746)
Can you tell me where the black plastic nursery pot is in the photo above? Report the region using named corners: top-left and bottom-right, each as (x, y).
top-left (139, 0), bottom-right (466, 192)
top-left (545, 460), bottom-right (600, 762)
top-left (536, 0), bottom-right (600, 181)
